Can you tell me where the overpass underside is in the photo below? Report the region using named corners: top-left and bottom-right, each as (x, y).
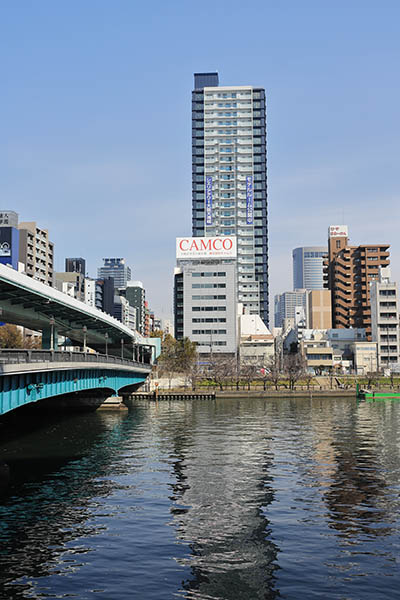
top-left (0, 264), bottom-right (155, 361)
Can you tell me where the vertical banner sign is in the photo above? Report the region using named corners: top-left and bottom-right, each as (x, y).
top-left (206, 176), bottom-right (213, 226)
top-left (246, 175), bottom-right (253, 224)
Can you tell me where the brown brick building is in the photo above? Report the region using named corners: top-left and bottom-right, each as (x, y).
top-left (323, 226), bottom-right (390, 340)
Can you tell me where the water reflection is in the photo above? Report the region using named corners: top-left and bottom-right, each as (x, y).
top-left (154, 399), bottom-right (280, 599)
top-left (0, 397), bottom-right (400, 600)
top-left (0, 410), bottom-right (142, 599)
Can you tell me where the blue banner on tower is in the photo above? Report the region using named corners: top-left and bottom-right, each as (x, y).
top-left (206, 176), bottom-right (213, 225)
top-left (246, 176), bottom-right (253, 224)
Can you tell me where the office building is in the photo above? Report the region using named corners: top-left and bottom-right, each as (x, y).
top-left (370, 267), bottom-right (399, 369)
top-left (125, 281), bottom-right (146, 335)
top-left (274, 290), bottom-right (307, 328)
top-left (65, 257), bottom-right (86, 275)
top-left (293, 246), bottom-right (327, 290)
top-left (192, 72), bottom-right (269, 324)
top-left (323, 225), bottom-right (390, 339)
top-left (98, 258), bottom-right (131, 288)
top-left (95, 278), bottom-right (115, 315)
top-left (174, 236), bottom-right (237, 354)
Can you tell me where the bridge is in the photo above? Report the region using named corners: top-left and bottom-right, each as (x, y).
top-left (0, 349), bottom-right (152, 416)
top-left (0, 264), bottom-right (159, 415)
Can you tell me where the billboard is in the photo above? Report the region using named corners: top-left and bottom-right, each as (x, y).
top-left (0, 228), bottom-right (12, 257)
top-left (205, 176), bottom-right (213, 225)
top-left (246, 176), bottom-right (253, 224)
top-left (176, 236), bottom-right (237, 259)
top-left (329, 225), bottom-right (348, 238)
top-left (0, 211), bottom-right (18, 227)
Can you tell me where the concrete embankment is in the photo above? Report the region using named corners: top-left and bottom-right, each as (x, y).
top-left (132, 388), bottom-right (357, 400)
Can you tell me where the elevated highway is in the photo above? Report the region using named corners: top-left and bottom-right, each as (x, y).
top-left (0, 263), bottom-right (158, 358)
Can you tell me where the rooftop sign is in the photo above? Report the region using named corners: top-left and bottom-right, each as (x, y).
top-left (329, 225), bottom-right (348, 238)
top-left (176, 236), bottom-right (237, 259)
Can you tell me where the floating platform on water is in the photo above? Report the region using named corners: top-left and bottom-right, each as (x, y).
top-left (356, 384), bottom-right (400, 401)
top-left (132, 392), bottom-right (216, 401)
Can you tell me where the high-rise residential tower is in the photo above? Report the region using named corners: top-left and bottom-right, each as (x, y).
top-left (192, 72), bottom-right (269, 324)
top-left (323, 225), bottom-right (390, 340)
top-left (292, 246), bottom-right (327, 290)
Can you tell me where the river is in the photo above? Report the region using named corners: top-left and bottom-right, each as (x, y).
top-left (0, 396), bottom-right (399, 599)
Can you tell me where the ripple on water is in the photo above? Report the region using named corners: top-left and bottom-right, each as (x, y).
top-left (0, 398), bottom-right (400, 599)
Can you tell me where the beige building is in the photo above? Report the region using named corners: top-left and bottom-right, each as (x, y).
top-left (55, 271), bottom-right (85, 301)
top-left (308, 290), bottom-right (332, 329)
top-left (19, 221), bottom-right (54, 286)
top-left (301, 342), bottom-right (334, 372)
top-left (351, 342), bottom-right (378, 374)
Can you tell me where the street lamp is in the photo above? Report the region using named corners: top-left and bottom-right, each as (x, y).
top-left (49, 316), bottom-right (55, 351)
top-left (83, 325), bottom-right (87, 353)
top-left (105, 332), bottom-right (109, 357)
top-left (121, 338), bottom-right (124, 359)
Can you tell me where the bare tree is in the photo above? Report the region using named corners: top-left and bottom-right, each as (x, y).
top-left (282, 353), bottom-right (307, 390)
top-left (208, 354), bottom-right (235, 391)
top-left (187, 358), bottom-right (202, 391)
top-left (240, 361), bottom-right (259, 391)
top-left (266, 354), bottom-right (282, 391)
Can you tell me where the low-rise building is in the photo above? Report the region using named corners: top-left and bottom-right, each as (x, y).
top-left (351, 342), bottom-right (378, 374)
top-left (301, 342), bottom-right (334, 372)
top-left (55, 271), bottom-right (85, 301)
top-left (239, 313), bottom-right (274, 366)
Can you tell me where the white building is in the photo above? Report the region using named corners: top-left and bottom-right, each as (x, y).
top-left (174, 236), bottom-right (237, 354)
top-left (85, 278), bottom-right (96, 307)
top-left (370, 267), bottom-right (400, 370)
top-left (239, 313), bottom-right (274, 366)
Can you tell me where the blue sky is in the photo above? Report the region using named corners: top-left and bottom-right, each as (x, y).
top-left (1, 0), bottom-right (399, 321)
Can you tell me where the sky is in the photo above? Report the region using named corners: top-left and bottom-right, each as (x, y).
top-left (1, 0), bottom-right (399, 322)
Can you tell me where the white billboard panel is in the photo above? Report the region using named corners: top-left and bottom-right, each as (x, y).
top-left (176, 236), bottom-right (237, 259)
top-left (329, 225), bottom-right (348, 238)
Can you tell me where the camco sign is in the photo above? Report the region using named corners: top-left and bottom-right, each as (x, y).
top-left (329, 225), bottom-right (348, 238)
top-left (176, 236), bottom-right (237, 259)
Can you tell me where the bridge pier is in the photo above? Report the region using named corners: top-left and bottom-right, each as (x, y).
top-left (98, 396), bottom-right (128, 411)
top-left (42, 325), bottom-right (59, 351)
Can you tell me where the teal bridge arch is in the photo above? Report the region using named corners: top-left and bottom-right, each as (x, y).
top-left (0, 350), bottom-right (152, 416)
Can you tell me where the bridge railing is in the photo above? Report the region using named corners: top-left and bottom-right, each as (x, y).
top-left (0, 349), bottom-right (152, 369)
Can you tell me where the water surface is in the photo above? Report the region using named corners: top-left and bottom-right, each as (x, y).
top-left (0, 397), bottom-right (399, 599)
